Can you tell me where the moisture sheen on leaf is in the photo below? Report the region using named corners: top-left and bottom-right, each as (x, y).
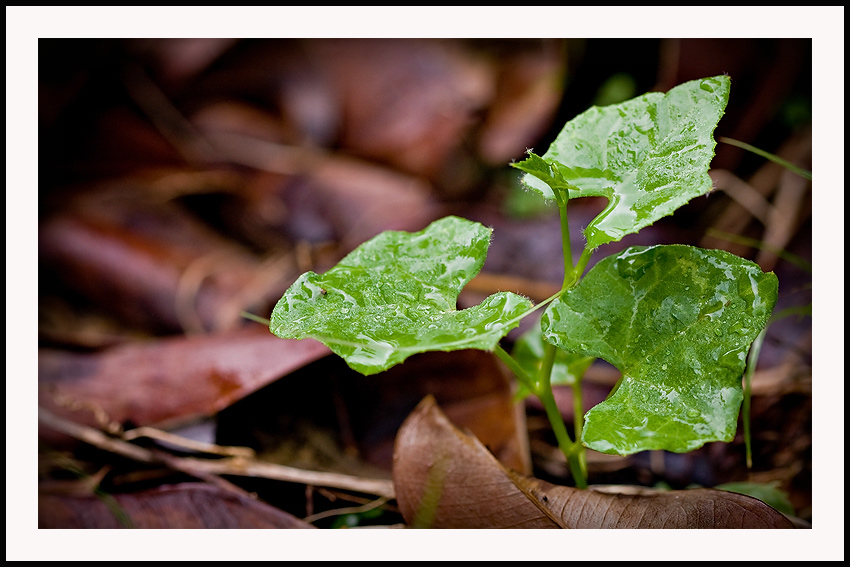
top-left (541, 245), bottom-right (778, 455)
top-left (513, 75), bottom-right (730, 248)
top-left (270, 216), bottom-right (533, 375)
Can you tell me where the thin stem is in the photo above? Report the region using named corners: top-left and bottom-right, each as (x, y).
top-left (537, 343), bottom-right (588, 488)
top-left (538, 340), bottom-right (558, 388)
top-left (496, 188), bottom-right (592, 488)
top-left (541, 345), bottom-right (588, 489)
top-left (497, 340), bottom-right (589, 487)
top-left (571, 380), bottom-right (588, 480)
top-left (554, 192), bottom-right (575, 289)
top-left (240, 311), bottom-right (271, 326)
top-left (571, 246), bottom-right (593, 288)
top-left (743, 327), bottom-right (767, 470)
top-left (493, 345), bottom-right (535, 392)
top-left (546, 191), bottom-right (591, 486)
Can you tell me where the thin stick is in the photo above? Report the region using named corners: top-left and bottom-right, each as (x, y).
top-left (39, 408), bottom-right (396, 499)
top-left (123, 425), bottom-right (255, 458)
top-left (301, 495), bottom-right (391, 524)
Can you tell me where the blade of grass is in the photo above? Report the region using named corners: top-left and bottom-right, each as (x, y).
top-left (719, 137), bottom-right (811, 181)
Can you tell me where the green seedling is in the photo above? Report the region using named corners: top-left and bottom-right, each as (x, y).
top-left (269, 75), bottom-right (778, 489)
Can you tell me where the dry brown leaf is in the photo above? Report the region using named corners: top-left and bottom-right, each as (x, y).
top-left (38, 482), bottom-right (315, 529)
top-left (38, 325), bottom-right (329, 447)
top-left (392, 396), bottom-right (795, 529)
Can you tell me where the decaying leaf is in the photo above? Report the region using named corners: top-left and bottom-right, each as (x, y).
top-left (38, 325), bottom-right (329, 447)
top-left (38, 482), bottom-right (315, 529)
top-left (392, 396), bottom-right (795, 529)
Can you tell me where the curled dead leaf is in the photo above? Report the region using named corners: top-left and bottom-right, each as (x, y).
top-left (392, 396), bottom-right (795, 529)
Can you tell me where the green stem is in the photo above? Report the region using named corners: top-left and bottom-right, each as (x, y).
top-left (497, 187), bottom-right (592, 488)
top-left (240, 311), bottom-right (271, 326)
top-left (571, 379), bottom-right (588, 480)
top-left (548, 189), bottom-right (592, 486)
top-left (554, 192), bottom-right (575, 289)
top-left (743, 327), bottom-right (767, 470)
top-left (497, 341), bottom-right (589, 487)
top-left (571, 246), bottom-right (593, 288)
top-left (538, 342), bottom-right (588, 488)
top-left (493, 345), bottom-right (535, 393)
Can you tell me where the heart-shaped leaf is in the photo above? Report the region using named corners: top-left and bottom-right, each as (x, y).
top-left (392, 396), bottom-right (794, 528)
top-left (513, 75), bottom-right (730, 248)
top-left (541, 244), bottom-right (778, 455)
top-left (270, 216), bottom-right (533, 375)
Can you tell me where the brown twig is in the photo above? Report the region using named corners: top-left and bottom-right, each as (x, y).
top-left (122, 426), bottom-right (256, 458)
top-left (39, 407), bottom-right (397, 500)
top-left (301, 495), bottom-right (392, 524)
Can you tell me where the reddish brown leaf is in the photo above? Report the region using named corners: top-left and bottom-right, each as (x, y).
top-left (38, 482), bottom-right (315, 529)
top-left (521, 480), bottom-right (796, 529)
top-left (392, 396), bottom-right (795, 529)
top-left (38, 325), bottom-right (329, 447)
top-left (304, 39), bottom-right (494, 196)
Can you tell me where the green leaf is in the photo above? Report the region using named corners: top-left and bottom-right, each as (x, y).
top-left (270, 216), bottom-right (533, 375)
top-left (511, 151), bottom-right (571, 201)
top-left (512, 317), bottom-right (595, 399)
top-left (513, 75), bottom-right (730, 248)
top-left (541, 244), bottom-right (778, 455)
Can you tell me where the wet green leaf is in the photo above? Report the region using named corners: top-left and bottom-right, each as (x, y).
top-left (513, 75), bottom-right (730, 248)
top-left (270, 216), bottom-right (533, 375)
top-left (541, 245), bottom-right (778, 455)
top-left (512, 317), bottom-right (595, 399)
